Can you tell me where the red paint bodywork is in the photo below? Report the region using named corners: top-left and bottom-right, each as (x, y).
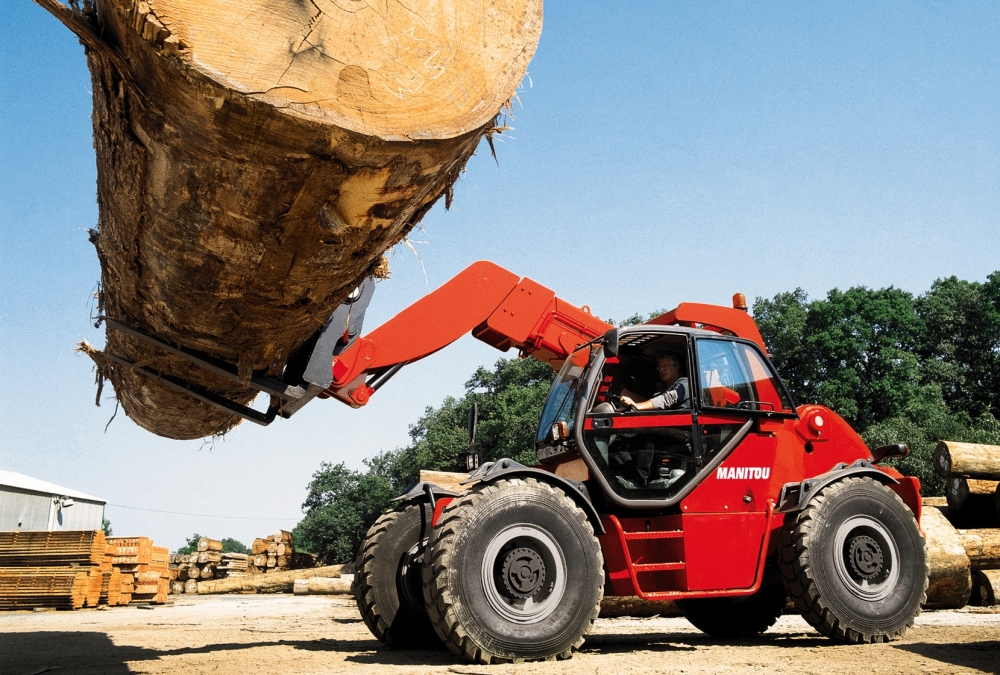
top-left (328, 261), bottom-right (920, 599)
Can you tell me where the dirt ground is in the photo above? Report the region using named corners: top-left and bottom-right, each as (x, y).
top-left (1, 595), bottom-right (998, 675)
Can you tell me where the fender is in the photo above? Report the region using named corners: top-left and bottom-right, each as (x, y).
top-left (775, 459), bottom-right (899, 513)
top-left (465, 459), bottom-right (605, 534)
top-left (392, 481), bottom-right (461, 509)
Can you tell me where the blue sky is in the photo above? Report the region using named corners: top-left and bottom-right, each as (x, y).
top-left (1, 2), bottom-right (998, 549)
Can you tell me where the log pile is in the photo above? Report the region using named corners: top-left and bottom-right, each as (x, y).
top-left (198, 564), bottom-right (347, 595)
top-left (168, 538), bottom-right (250, 593)
top-left (37, 0), bottom-right (543, 440)
top-left (927, 441), bottom-right (1000, 607)
top-left (248, 531), bottom-right (315, 575)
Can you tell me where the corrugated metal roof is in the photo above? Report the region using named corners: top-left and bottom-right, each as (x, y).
top-left (0, 469), bottom-right (105, 503)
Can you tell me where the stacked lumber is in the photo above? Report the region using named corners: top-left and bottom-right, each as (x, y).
top-left (248, 531), bottom-right (315, 575)
top-left (929, 441), bottom-right (1000, 607)
top-left (0, 531), bottom-right (110, 610)
top-left (107, 537), bottom-right (169, 604)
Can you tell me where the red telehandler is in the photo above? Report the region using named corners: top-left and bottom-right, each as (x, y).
top-left (104, 260), bottom-right (928, 663)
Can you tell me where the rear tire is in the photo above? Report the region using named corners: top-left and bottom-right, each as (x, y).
top-left (353, 502), bottom-right (441, 649)
top-left (779, 476), bottom-right (928, 643)
top-left (678, 583), bottom-right (787, 638)
top-left (422, 477), bottom-right (604, 663)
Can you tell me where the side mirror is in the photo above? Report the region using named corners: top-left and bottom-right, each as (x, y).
top-left (465, 402), bottom-right (483, 472)
top-left (602, 327), bottom-right (619, 358)
top-left (872, 443), bottom-right (909, 463)
top-left (467, 401), bottom-right (478, 444)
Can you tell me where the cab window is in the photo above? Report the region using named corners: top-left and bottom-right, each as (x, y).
top-left (696, 338), bottom-right (793, 413)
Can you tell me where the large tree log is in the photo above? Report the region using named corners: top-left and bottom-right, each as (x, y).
top-left (933, 441), bottom-right (1000, 480)
top-left (197, 564), bottom-right (345, 594)
top-left (957, 529), bottom-right (1000, 570)
top-left (946, 477), bottom-right (1000, 513)
top-left (921, 506), bottom-right (972, 609)
top-left (37, 0), bottom-right (542, 439)
top-left (292, 576), bottom-right (352, 595)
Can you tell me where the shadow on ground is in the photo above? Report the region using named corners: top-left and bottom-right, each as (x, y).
top-left (0, 631), bottom-right (457, 674)
top-left (895, 641), bottom-right (1000, 674)
top-left (581, 630), bottom-right (834, 654)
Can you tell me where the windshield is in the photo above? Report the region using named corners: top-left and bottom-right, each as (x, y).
top-left (535, 346), bottom-right (595, 444)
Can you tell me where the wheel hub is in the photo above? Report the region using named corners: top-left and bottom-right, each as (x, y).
top-left (833, 515), bottom-right (900, 602)
top-left (848, 535), bottom-right (883, 580)
top-left (501, 547), bottom-right (546, 598)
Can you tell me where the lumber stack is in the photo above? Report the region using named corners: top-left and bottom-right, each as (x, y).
top-left (927, 441), bottom-right (1000, 607)
top-left (0, 531), bottom-right (111, 610)
top-left (248, 531), bottom-right (315, 575)
top-left (39, 0), bottom-right (543, 441)
top-left (107, 537), bottom-right (169, 604)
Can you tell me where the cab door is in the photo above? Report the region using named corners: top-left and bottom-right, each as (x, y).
top-left (680, 337), bottom-right (796, 590)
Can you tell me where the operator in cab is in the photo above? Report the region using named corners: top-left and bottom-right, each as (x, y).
top-left (619, 352), bottom-right (690, 411)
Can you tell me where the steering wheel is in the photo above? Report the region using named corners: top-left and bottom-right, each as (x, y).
top-left (608, 394), bottom-right (637, 413)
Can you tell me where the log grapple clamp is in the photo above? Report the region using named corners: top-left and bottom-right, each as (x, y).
top-left (101, 280), bottom-right (375, 426)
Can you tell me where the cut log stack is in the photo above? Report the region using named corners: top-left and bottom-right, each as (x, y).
top-left (168, 538), bottom-right (250, 593)
top-left (248, 531), bottom-right (315, 575)
top-left (0, 530), bottom-right (122, 610)
top-left (929, 441), bottom-right (1000, 607)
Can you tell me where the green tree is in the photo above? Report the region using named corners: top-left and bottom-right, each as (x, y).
top-left (101, 517), bottom-right (113, 537)
top-left (293, 460), bottom-right (397, 564)
top-left (753, 289), bottom-right (810, 404)
top-left (755, 286), bottom-right (923, 432)
top-left (176, 533), bottom-right (203, 555)
top-left (221, 538), bottom-right (248, 554)
top-left (863, 385), bottom-right (1000, 496)
top-left (915, 274), bottom-right (1000, 418)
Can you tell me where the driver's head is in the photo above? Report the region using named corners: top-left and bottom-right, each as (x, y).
top-left (655, 353), bottom-right (682, 383)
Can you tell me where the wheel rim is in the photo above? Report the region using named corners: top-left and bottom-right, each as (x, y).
top-left (481, 524), bottom-right (567, 625)
top-left (832, 515), bottom-right (900, 602)
top-left (397, 538), bottom-right (426, 614)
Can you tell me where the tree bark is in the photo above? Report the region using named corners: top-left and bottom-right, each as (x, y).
top-left (198, 538), bottom-right (222, 552)
top-left (921, 506), bottom-right (972, 609)
top-left (292, 576), bottom-right (352, 595)
top-left (933, 442), bottom-right (1000, 480)
top-left (197, 564), bottom-right (345, 594)
top-left (946, 477), bottom-right (1000, 512)
top-left (36, 0), bottom-right (542, 439)
top-left (957, 529), bottom-right (1000, 570)
top-left (419, 470), bottom-right (470, 493)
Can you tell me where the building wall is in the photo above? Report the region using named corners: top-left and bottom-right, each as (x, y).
top-left (0, 487), bottom-right (105, 531)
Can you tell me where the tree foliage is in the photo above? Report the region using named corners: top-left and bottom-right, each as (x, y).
top-left (221, 538), bottom-right (248, 554)
top-left (176, 533), bottom-right (202, 555)
top-left (754, 274), bottom-right (1000, 495)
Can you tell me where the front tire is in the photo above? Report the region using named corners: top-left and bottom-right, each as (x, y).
top-left (353, 502), bottom-right (441, 649)
top-left (423, 477), bottom-right (604, 663)
top-left (678, 583), bottom-right (787, 638)
top-left (779, 476), bottom-right (928, 643)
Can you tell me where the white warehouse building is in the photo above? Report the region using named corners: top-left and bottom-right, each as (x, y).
top-left (0, 470), bottom-right (106, 532)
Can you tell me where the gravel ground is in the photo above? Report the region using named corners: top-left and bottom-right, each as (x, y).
top-left (1, 595), bottom-right (998, 675)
